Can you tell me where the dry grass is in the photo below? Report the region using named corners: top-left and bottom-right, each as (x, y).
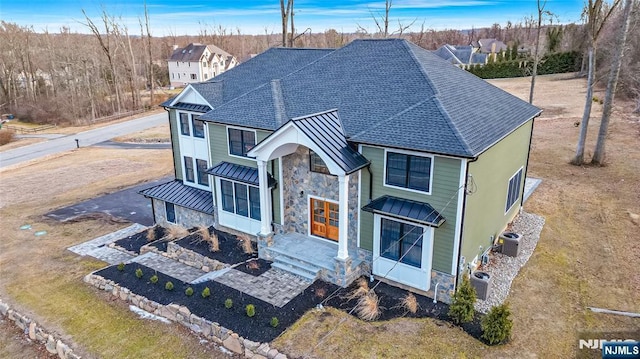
top-left (0, 129), bottom-right (15, 145)
top-left (145, 227), bottom-right (157, 242)
top-left (0, 148), bottom-right (228, 358)
top-left (247, 260), bottom-right (260, 270)
top-left (197, 226), bottom-right (220, 252)
top-left (397, 292), bottom-right (419, 315)
top-left (237, 233), bottom-right (255, 255)
top-left (165, 225), bottom-right (188, 240)
top-left (343, 277), bottom-right (370, 301)
top-left (355, 290), bottom-right (382, 321)
top-left (112, 123), bottom-right (170, 143)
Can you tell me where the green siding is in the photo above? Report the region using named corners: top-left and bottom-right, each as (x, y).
top-left (207, 123), bottom-right (280, 224)
top-left (359, 146), bottom-right (462, 273)
top-left (461, 120), bottom-right (533, 265)
top-left (169, 110), bottom-right (182, 180)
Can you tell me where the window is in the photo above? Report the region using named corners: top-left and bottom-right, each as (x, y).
top-left (204, 73), bottom-right (208, 80)
top-left (192, 117), bottom-right (205, 138)
top-left (220, 179), bottom-right (260, 220)
top-left (179, 113), bottom-right (190, 135)
top-left (184, 156), bottom-right (194, 183)
top-left (309, 150), bottom-right (330, 174)
top-left (228, 128), bottom-right (256, 157)
top-left (385, 152), bottom-right (431, 192)
top-left (506, 168), bottom-right (523, 212)
top-left (165, 202), bottom-right (176, 223)
top-left (190, 74), bottom-right (197, 80)
top-left (380, 218), bottom-right (423, 267)
top-left (196, 159), bottom-right (209, 186)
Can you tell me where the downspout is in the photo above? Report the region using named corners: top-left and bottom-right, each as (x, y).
top-left (365, 165), bottom-right (373, 202)
top-left (165, 107), bottom-right (178, 179)
top-left (519, 117), bottom-right (538, 212)
top-left (453, 157), bottom-right (476, 291)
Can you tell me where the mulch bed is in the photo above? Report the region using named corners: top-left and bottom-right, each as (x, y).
top-left (233, 259), bottom-right (272, 277)
top-left (114, 226), bottom-right (167, 254)
top-left (96, 263), bottom-right (338, 343)
top-left (175, 227), bottom-right (257, 265)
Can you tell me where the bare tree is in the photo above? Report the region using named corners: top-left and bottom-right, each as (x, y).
top-left (529, 0), bottom-right (553, 104)
top-left (571, 0), bottom-right (621, 165)
top-left (356, 0), bottom-right (414, 38)
top-left (144, 2), bottom-right (154, 106)
top-left (280, 0), bottom-right (293, 47)
top-left (591, 0), bottom-right (635, 165)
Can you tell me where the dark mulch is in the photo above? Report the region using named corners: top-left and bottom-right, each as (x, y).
top-left (324, 277), bottom-right (484, 341)
top-left (234, 259), bottom-right (272, 277)
top-left (96, 263), bottom-right (339, 343)
top-left (114, 226), bottom-right (167, 254)
top-left (147, 240), bottom-right (168, 252)
top-left (175, 227), bottom-right (257, 265)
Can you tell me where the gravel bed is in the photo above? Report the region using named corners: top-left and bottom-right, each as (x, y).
top-left (474, 211), bottom-right (545, 313)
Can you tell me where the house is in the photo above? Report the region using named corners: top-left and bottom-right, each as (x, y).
top-left (142, 39), bottom-right (541, 303)
top-left (433, 44), bottom-right (488, 68)
top-left (167, 43), bottom-right (238, 87)
top-left (471, 38), bottom-right (508, 54)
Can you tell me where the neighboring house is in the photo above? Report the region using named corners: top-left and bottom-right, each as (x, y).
top-left (143, 39), bottom-right (541, 303)
top-left (433, 44), bottom-right (488, 68)
top-left (471, 38), bottom-right (508, 54)
top-left (168, 43), bottom-right (238, 87)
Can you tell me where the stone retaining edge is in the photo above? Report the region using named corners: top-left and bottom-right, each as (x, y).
top-left (0, 298), bottom-right (81, 359)
top-left (83, 273), bottom-right (288, 359)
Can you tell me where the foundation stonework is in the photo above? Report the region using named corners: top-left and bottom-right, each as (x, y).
top-left (152, 198), bottom-right (215, 228)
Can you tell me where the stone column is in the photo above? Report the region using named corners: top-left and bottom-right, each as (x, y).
top-left (337, 174), bottom-right (349, 260)
top-left (257, 160), bottom-right (272, 236)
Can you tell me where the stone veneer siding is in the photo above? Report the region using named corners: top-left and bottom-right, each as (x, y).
top-left (279, 146), bottom-right (359, 252)
top-left (153, 198), bottom-right (216, 228)
top-left (84, 274), bottom-right (289, 358)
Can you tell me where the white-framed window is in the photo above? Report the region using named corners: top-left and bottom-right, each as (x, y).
top-left (309, 149), bottom-right (330, 174)
top-left (383, 149), bottom-right (433, 194)
top-left (190, 73), bottom-right (197, 80)
top-left (192, 117), bottom-right (205, 138)
top-left (379, 217), bottom-right (423, 268)
top-left (220, 179), bottom-right (261, 220)
top-left (179, 113), bottom-right (190, 135)
top-left (227, 127), bottom-right (256, 157)
top-left (196, 159), bottom-right (209, 186)
top-left (165, 202), bottom-right (176, 223)
top-left (184, 156), bottom-right (194, 183)
top-left (505, 167), bottom-right (523, 213)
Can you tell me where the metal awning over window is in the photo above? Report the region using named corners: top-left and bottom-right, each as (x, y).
top-left (138, 180), bottom-right (214, 214)
top-left (207, 161), bottom-right (276, 188)
top-left (362, 195), bottom-right (446, 227)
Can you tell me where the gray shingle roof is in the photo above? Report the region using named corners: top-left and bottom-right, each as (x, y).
top-left (139, 180), bottom-right (214, 214)
top-left (207, 162), bottom-right (276, 187)
top-left (362, 195), bottom-right (446, 227)
top-left (197, 39), bottom-right (540, 158)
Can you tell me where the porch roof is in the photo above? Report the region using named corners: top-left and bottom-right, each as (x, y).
top-left (362, 195), bottom-right (446, 227)
top-left (207, 161), bottom-right (276, 188)
top-left (138, 180), bottom-right (214, 214)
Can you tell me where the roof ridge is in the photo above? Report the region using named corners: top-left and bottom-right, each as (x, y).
top-left (403, 41), bottom-right (474, 156)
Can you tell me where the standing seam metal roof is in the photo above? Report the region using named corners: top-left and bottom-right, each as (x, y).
top-left (362, 195), bottom-right (446, 227)
top-left (138, 180), bottom-right (214, 214)
top-left (206, 162), bottom-right (276, 187)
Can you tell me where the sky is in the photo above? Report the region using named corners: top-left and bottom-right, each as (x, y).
top-left (2, 0), bottom-right (586, 36)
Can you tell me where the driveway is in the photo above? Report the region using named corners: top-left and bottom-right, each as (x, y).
top-left (0, 112), bottom-right (166, 168)
top-left (46, 176), bottom-right (172, 226)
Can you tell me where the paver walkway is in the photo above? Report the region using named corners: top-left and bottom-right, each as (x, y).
top-left (130, 252), bottom-right (206, 283)
top-left (67, 223), bottom-right (144, 264)
top-left (212, 268), bottom-right (311, 307)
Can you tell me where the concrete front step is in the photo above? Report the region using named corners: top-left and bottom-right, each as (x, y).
top-left (271, 261), bottom-right (318, 281)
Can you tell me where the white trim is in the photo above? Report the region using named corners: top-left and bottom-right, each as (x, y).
top-left (356, 144), bottom-right (363, 248)
top-left (168, 84), bottom-right (214, 108)
top-left (451, 159), bottom-right (467, 275)
top-left (504, 166), bottom-right (524, 215)
top-left (165, 202), bottom-right (176, 224)
top-left (278, 156), bottom-right (284, 225)
top-left (225, 125), bottom-right (258, 161)
top-left (361, 143), bottom-right (466, 161)
top-left (382, 148), bottom-right (434, 196)
top-left (215, 177), bottom-right (262, 234)
top-left (372, 213), bottom-right (434, 291)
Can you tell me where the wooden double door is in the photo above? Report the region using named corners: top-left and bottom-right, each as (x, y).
top-left (310, 198), bottom-right (339, 241)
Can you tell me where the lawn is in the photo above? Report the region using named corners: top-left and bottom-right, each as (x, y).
top-left (0, 74), bottom-right (638, 358)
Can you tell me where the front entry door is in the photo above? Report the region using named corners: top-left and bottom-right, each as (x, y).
top-left (310, 198), bottom-right (339, 241)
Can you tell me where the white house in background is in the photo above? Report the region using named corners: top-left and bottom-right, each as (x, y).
top-left (168, 43), bottom-right (238, 87)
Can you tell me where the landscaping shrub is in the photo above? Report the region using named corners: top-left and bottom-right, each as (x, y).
top-left (238, 234), bottom-right (255, 255)
top-left (185, 287), bottom-right (194, 296)
top-left (146, 228), bottom-right (156, 242)
top-left (448, 276), bottom-right (476, 324)
top-left (0, 130), bottom-right (15, 146)
top-left (117, 262), bottom-right (125, 271)
top-left (345, 277), bottom-right (369, 301)
top-left (135, 268), bottom-right (143, 279)
top-left (355, 290), bottom-right (381, 321)
top-left (165, 281), bottom-right (174, 291)
top-left (245, 304), bottom-right (255, 317)
top-left (150, 274), bottom-right (159, 284)
top-left (467, 51), bottom-right (581, 79)
top-left (224, 298), bottom-right (233, 309)
top-left (399, 292), bottom-right (419, 314)
top-left (270, 317), bottom-right (279, 328)
top-left (481, 303), bottom-right (513, 345)
top-left (201, 287), bottom-right (211, 298)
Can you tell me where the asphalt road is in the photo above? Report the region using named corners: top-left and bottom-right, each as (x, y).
top-left (0, 112), bottom-right (167, 168)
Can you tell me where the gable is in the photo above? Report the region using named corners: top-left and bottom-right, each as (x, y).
top-left (169, 84), bottom-right (213, 108)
